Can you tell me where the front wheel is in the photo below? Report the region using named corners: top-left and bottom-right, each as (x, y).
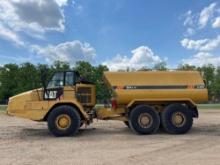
top-left (129, 105), bottom-right (160, 135)
top-left (47, 105), bottom-right (81, 137)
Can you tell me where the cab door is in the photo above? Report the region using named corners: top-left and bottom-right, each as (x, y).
top-left (44, 72), bottom-right (64, 100)
top-left (63, 71), bottom-right (76, 100)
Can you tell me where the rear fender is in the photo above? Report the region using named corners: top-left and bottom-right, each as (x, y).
top-left (190, 106), bottom-right (199, 118)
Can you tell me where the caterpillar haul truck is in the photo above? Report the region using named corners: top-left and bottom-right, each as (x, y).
top-left (7, 71), bottom-right (208, 136)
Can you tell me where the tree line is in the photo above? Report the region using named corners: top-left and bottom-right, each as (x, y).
top-left (0, 61), bottom-right (220, 104)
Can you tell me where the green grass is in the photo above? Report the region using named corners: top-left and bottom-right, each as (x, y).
top-left (198, 104), bottom-right (220, 109)
top-left (95, 104), bottom-right (105, 108)
top-left (0, 105), bottom-right (7, 112)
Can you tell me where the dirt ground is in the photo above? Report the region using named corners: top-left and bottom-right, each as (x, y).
top-left (1, 109), bottom-right (220, 165)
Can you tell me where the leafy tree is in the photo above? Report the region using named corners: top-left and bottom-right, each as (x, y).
top-left (53, 61), bottom-right (70, 71)
top-left (75, 61), bottom-right (95, 82)
top-left (200, 64), bottom-right (215, 100)
top-left (212, 67), bottom-right (220, 102)
top-left (177, 64), bottom-right (197, 71)
top-left (153, 61), bottom-right (167, 71)
top-left (16, 63), bottom-right (41, 93)
top-left (137, 66), bottom-right (151, 71)
top-left (94, 65), bottom-right (110, 101)
top-left (75, 61), bottom-right (110, 101)
top-left (0, 64), bottom-right (19, 101)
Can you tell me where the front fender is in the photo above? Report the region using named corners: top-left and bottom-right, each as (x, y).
top-left (47, 100), bottom-right (89, 120)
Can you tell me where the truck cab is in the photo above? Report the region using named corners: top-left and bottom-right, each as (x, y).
top-left (43, 71), bottom-right (95, 106)
top-left (7, 70), bottom-right (96, 136)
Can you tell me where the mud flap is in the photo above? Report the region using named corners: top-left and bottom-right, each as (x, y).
top-left (190, 107), bottom-right (199, 118)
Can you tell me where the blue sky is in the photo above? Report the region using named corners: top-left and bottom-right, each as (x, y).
top-left (0, 0), bottom-right (220, 70)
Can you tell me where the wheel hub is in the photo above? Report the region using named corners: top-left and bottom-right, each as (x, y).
top-left (55, 114), bottom-right (71, 130)
top-left (138, 113), bottom-right (153, 128)
top-left (172, 112), bottom-right (186, 127)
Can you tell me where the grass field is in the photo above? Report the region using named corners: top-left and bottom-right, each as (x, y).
top-left (198, 104), bottom-right (220, 109)
top-left (0, 105), bottom-right (7, 112)
top-left (0, 104), bottom-right (220, 112)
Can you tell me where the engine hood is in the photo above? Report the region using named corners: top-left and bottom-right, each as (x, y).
top-left (7, 89), bottom-right (42, 117)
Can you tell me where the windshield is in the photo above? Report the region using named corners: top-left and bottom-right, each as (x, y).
top-left (47, 72), bottom-right (64, 88)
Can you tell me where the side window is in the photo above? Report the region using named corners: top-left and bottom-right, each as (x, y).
top-left (65, 72), bottom-right (75, 86)
top-left (47, 72), bottom-right (64, 88)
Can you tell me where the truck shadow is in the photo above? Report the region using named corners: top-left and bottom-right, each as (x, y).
top-left (20, 128), bottom-right (51, 138)
top-left (18, 123), bottom-right (220, 139)
top-left (190, 124), bottom-right (220, 135)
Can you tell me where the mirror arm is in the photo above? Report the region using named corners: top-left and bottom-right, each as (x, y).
top-left (40, 68), bottom-right (49, 98)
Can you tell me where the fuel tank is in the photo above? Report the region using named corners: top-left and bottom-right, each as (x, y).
top-left (103, 71), bottom-right (208, 105)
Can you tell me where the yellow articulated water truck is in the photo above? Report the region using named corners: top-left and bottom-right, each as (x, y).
top-left (7, 71), bottom-right (208, 136)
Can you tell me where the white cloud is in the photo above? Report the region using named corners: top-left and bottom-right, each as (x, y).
top-left (55, 0), bottom-right (69, 7)
top-left (0, 24), bottom-right (24, 46)
top-left (0, 0), bottom-right (66, 44)
top-left (72, 1), bottom-right (83, 15)
top-left (31, 40), bottom-right (96, 65)
top-left (181, 35), bottom-right (220, 51)
top-left (212, 16), bottom-right (220, 28)
top-left (182, 52), bottom-right (220, 66)
top-left (183, 10), bottom-right (195, 26)
top-left (182, 11), bottom-right (197, 36)
top-left (198, 3), bottom-right (216, 28)
top-left (180, 3), bottom-right (220, 67)
top-left (181, 3), bottom-right (220, 36)
top-left (185, 28), bottom-right (195, 36)
top-left (103, 46), bottom-right (162, 71)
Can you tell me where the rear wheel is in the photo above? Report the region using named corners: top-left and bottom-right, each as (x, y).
top-left (161, 103), bottom-right (193, 134)
top-left (129, 105), bottom-right (160, 135)
top-left (47, 105), bottom-right (81, 137)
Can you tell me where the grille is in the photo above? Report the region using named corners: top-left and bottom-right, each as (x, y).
top-left (77, 87), bottom-right (92, 104)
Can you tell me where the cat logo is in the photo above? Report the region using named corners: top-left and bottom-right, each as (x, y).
top-left (45, 91), bottom-right (57, 99)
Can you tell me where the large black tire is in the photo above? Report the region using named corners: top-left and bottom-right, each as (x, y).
top-left (47, 105), bottom-right (81, 137)
top-left (129, 105), bottom-right (160, 135)
top-left (161, 103), bottom-right (193, 134)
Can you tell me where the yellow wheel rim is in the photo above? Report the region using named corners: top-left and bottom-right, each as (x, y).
top-left (172, 112), bottom-right (186, 127)
top-left (138, 113), bottom-right (153, 128)
top-left (55, 114), bottom-right (71, 130)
